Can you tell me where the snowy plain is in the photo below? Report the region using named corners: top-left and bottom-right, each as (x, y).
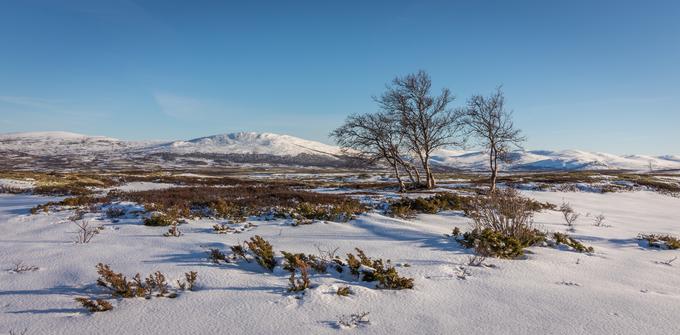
top-left (1, 189), bottom-right (679, 335)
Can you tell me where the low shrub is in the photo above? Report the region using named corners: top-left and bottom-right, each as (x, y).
top-left (336, 286), bottom-right (352, 296)
top-left (163, 223), bottom-right (182, 237)
top-left (145, 271), bottom-right (170, 297)
top-left (551, 232), bottom-right (594, 253)
top-left (338, 312), bottom-right (371, 329)
top-left (390, 193), bottom-right (468, 218)
top-left (245, 235), bottom-right (276, 271)
top-left (74, 297), bottom-right (113, 313)
top-left (286, 255), bottom-right (311, 292)
top-left (230, 245), bottom-right (248, 262)
top-left (143, 213), bottom-right (175, 226)
top-left (96, 263), bottom-right (146, 298)
top-left (345, 248), bottom-right (413, 290)
top-left (123, 186), bottom-right (365, 223)
top-left (177, 271), bottom-right (198, 291)
top-left (207, 248), bottom-right (227, 263)
top-left (106, 207), bottom-right (126, 218)
top-left (9, 261), bottom-right (39, 273)
top-left (212, 223), bottom-right (236, 234)
top-left (31, 195), bottom-right (108, 214)
top-left (638, 234), bottom-right (680, 250)
top-left (458, 228), bottom-right (538, 259)
top-left (95, 263), bottom-right (196, 299)
top-left (33, 185), bottom-right (91, 196)
top-left (458, 188), bottom-right (545, 258)
top-left (281, 251), bottom-right (328, 274)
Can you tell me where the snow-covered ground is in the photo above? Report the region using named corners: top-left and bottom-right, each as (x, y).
top-left (1, 190), bottom-right (679, 334)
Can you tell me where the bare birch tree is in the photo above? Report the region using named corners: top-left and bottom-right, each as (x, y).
top-left (331, 112), bottom-right (416, 192)
top-left (376, 70), bottom-right (464, 188)
top-left (463, 87), bottom-right (525, 192)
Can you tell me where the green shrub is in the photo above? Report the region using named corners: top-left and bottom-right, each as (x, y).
top-left (94, 263), bottom-right (196, 301)
top-left (390, 193), bottom-right (468, 218)
top-left (458, 228), bottom-right (538, 259)
top-left (143, 213), bottom-right (175, 226)
top-left (245, 235), bottom-right (276, 271)
top-left (345, 248), bottom-right (413, 290)
top-left (552, 232), bottom-right (594, 253)
top-left (336, 286), bottom-right (352, 296)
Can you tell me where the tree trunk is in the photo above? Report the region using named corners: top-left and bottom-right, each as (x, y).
top-left (416, 152), bottom-right (430, 188)
top-left (424, 155), bottom-right (435, 189)
top-left (402, 163), bottom-right (416, 184)
top-left (413, 166), bottom-right (421, 185)
top-left (489, 147), bottom-right (497, 193)
top-left (392, 163), bottom-right (406, 192)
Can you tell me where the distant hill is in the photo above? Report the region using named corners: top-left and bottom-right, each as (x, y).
top-left (1, 131), bottom-right (678, 171)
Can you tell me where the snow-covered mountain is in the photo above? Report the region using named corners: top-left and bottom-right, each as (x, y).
top-left (149, 132), bottom-right (342, 157)
top-left (0, 131), bottom-right (132, 155)
top-left (431, 149), bottom-right (680, 171)
top-left (0, 131), bottom-right (349, 170)
top-left (1, 131), bottom-right (678, 171)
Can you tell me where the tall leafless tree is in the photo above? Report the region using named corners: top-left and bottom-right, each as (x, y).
top-left (376, 70), bottom-right (465, 188)
top-left (463, 87), bottom-right (525, 192)
top-left (331, 112), bottom-right (417, 192)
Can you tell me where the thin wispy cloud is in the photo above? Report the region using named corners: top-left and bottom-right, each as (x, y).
top-left (0, 95), bottom-right (110, 123)
top-left (0, 96), bottom-right (62, 110)
top-left (153, 92), bottom-right (217, 119)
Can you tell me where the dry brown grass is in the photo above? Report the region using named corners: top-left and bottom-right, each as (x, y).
top-left (74, 297), bottom-right (113, 312)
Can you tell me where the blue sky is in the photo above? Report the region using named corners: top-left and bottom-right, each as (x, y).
top-left (0, 0), bottom-right (678, 154)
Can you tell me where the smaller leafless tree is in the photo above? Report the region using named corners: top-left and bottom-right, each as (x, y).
top-left (593, 214), bottom-right (606, 227)
top-left (332, 112), bottom-right (417, 191)
top-left (73, 220), bottom-right (99, 244)
top-left (463, 87), bottom-right (525, 192)
top-left (559, 202), bottom-right (579, 232)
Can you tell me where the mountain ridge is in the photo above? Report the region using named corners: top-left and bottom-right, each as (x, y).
top-left (1, 131), bottom-right (678, 171)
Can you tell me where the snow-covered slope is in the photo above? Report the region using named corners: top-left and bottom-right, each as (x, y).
top-left (431, 149), bottom-right (680, 171)
top-left (0, 131), bottom-right (146, 155)
top-left (0, 131), bottom-right (349, 169)
top-left (150, 132), bottom-right (342, 156)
